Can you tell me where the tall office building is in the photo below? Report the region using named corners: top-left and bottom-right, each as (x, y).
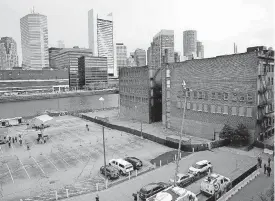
top-left (196, 41), bottom-right (204, 59)
top-left (150, 30), bottom-right (174, 69)
top-left (88, 9), bottom-right (115, 76)
top-left (116, 43), bottom-right (127, 76)
top-left (127, 52), bottom-right (137, 67)
top-left (20, 11), bottom-right (49, 69)
top-left (147, 46), bottom-right (152, 67)
top-left (0, 37), bottom-right (19, 69)
top-left (183, 30), bottom-right (197, 60)
top-left (134, 48), bottom-right (146, 67)
top-left (57, 40), bottom-right (65, 48)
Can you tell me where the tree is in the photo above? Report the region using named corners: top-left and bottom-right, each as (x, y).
top-left (234, 123), bottom-right (250, 145)
top-left (219, 124), bottom-right (234, 141)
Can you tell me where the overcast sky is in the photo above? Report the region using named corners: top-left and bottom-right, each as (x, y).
top-left (0, 0), bottom-right (274, 65)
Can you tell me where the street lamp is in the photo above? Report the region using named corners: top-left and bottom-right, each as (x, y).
top-left (173, 80), bottom-right (188, 186)
top-left (99, 97), bottom-right (105, 110)
top-left (135, 105), bottom-right (143, 138)
top-left (99, 97), bottom-right (107, 178)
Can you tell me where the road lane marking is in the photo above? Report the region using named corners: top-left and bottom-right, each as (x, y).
top-left (45, 156), bottom-right (59, 171)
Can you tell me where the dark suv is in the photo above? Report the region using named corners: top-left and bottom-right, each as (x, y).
top-left (100, 165), bottom-right (119, 180)
top-left (139, 182), bottom-right (170, 200)
top-left (124, 157), bottom-right (143, 170)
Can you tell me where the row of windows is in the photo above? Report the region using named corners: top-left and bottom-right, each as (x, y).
top-left (120, 70), bottom-right (146, 77)
top-left (267, 77), bottom-right (274, 85)
top-left (120, 94), bottom-right (148, 103)
top-left (120, 87), bottom-right (148, 94)
top-left (165, 87), bottom-right (254, 103)
top-left (174, 101), bottom-right (253, 117)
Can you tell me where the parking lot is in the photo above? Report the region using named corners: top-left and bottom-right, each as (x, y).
top-left (0, 115), bottom-right (173, 201)
top-left (65, 147), bottom-right (256, 201)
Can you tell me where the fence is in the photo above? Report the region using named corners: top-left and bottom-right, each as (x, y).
top-left (81, 114), bottom-right (228, 153)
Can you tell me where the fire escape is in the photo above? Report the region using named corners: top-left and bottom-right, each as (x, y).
top-left (257, 49), bottom-right (274, 136)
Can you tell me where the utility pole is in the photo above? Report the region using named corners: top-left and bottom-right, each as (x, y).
top-left (102, 126), bottom-right (107, 178)
top-left (173, 80), bottom-right (187, 186)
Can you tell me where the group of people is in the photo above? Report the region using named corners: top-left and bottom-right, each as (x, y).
top-left (6, 135), bottom-right (23, 148)
top-left (258, 156), bottom-right (272, 177)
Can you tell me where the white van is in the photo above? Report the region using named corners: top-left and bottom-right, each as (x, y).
top-left (109, 159), bottom-right (134, 175)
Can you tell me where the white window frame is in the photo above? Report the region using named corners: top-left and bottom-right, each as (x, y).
top-left (239, 106), bottom-right (244, 116)
top-left (223, 106), bottom-right (228, 114)
top-left (204, 104), bottom-right (208, 112)
top-left (198, 103), bottom-right (203, 111)
top-left (246, 107), bottom-right (252, 117)
top-left (232, 107), bottom-right (237, 116)
top-left (211, 105), bottom-right (216, 113)
top-left (187, 102), bottom-right (191, 109)
top-left (217, 106), bottom-right (222, 114)
top-left (193, 103), bottom-right (197, 111)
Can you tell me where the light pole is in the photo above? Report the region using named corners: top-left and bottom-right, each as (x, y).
top-left (99, 97), bottom-right (105, 110)
top-left (99, 97), bottom-right (107, 178)
top-left (135, 105), bottom-right (143, 138)
top-left (173, 80), bottom-right (188, 186)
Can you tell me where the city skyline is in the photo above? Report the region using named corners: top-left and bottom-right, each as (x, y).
top-left (0, 0), bottom-right (273, 66)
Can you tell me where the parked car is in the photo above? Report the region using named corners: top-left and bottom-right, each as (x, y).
top-left (188, 160), bottom-right (213, 176)
top-left (124, 157), bottom-right (143, 170)
top-left (109, 159), bottom-right (134, 175)
top-left (169, 173), bottom-right (195, 187)
top-left (99, 165), bottom-right (120, 180)
top-left (139, 182), bottom-right (170, 200)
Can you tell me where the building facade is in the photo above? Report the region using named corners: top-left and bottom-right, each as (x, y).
top-left (162, 48), bottom-right (274, 141)
top-left (0, 37), bottom-right (19, 69)
top-left (196, 41), bottom-right (204, 59)
top-left (78, 56), bottom-right (108, 89)
top-left (127, 53), bottom-right (137, 67)
top-left (150, 30), bottom-right (174, 69)
top-left (134, 48), bottom-right (146, 67)
top-left (147, 46), bottom-right (152, 67)
top-left (116, 43), bottom-right (127, 77)
top-left (48, 47), bottom-right (63, 69)
top-left (183, 30), bottom-right (197, 60)
top-left (51, 48), bottom-right (93, 89)
top-left (88, 9), bottom-right (115, 76)
top-left (20, 12), bottom-right (49, 69)
top-left (174, 52), bottom-right (181, 62)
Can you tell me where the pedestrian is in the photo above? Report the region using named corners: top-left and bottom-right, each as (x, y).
top-left (267, 166), bottom-right (271, 177)
top-left (12, 137), bottom-right (14, 143)
top-left (268, 157), bottom-right (271, 167)
top-left (19, 138), bottom-right (22, 146)
top-left (8, 140), bottom-right (11, 148)
top-left (8, 136), bottom-right (11, 142)
top-left (15, 136), bottom-right (17, 143)
top-left (257, 157), bottom-right (261, 168)
top-left (264, 164), bottom-right (267, 174)
top-left (95, 194), bottom-right (99, 201)
top-left (259, 157), bottom-right (262, 168)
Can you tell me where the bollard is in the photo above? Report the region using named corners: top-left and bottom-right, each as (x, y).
top-left (66, 189), bottom-right (69, 198)
top-left (136, 169), bottom-right (138, 177)
top-left (160, 160), bottom-right (162, 167)
top-left (180, 152), bottom-right (181, 159)
top-left (55, 191), bottom-right (58, 200)
top-left (96, 183), bottom-right (99, 191)
top-left (129, 172), bottom-right (131, 180)
top-left (192, 148), bottom-right (194, 153)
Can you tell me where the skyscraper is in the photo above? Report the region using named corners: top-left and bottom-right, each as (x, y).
top-left (134, 48), bottom-right (146, 67)
top-left (150, 30), bottom-right (174, 69)
top-left (147, 46), bottom-right (152, 67)
top-left (20, 11), bottom-right (49, 69)
top-left (196, 41), bottom-right (204, 59)
top-left (183, 30), bottom-right (197, 60)
top-left (127, 52), bottom-right (137, 67)
top-left (57, 40), bottom-right (65, 48)
top-left (0, 37), bottom-right (19, 69)
top-left (116, 43), bottom-right (127, 76)
top-left (88, 9), bottom-right (115, 76)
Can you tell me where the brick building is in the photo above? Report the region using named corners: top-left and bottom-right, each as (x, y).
top-left (162, 48), bottom-right (274, 141)
top-left (119, 66), bottom-right (162, 123)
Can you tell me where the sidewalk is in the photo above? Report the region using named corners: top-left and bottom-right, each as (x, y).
top-left (84, 109), bottom-right (210, 144)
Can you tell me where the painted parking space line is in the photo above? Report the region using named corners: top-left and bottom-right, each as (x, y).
top-left (6, 163), bottom-right (14, 184)
top-left (31, 157), bottom-right (45, 175)
top-left (45, 156), bottom-right (59, 171)
top-left (55, 154), bottom-right (71, 168)
top-left (18, 158), bottom-right (31, 179)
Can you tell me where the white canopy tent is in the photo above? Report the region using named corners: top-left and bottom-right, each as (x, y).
top-left (31, 114), bottom-right (54, 127)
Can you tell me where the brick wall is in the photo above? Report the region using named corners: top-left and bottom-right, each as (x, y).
top-left (163, 52), bottom-right (259, 139)
top-left (119, 66), bottom-right (151, 123)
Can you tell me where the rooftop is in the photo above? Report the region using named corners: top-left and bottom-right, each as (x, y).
top-left (153, 30), bottom-right (174, 39)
